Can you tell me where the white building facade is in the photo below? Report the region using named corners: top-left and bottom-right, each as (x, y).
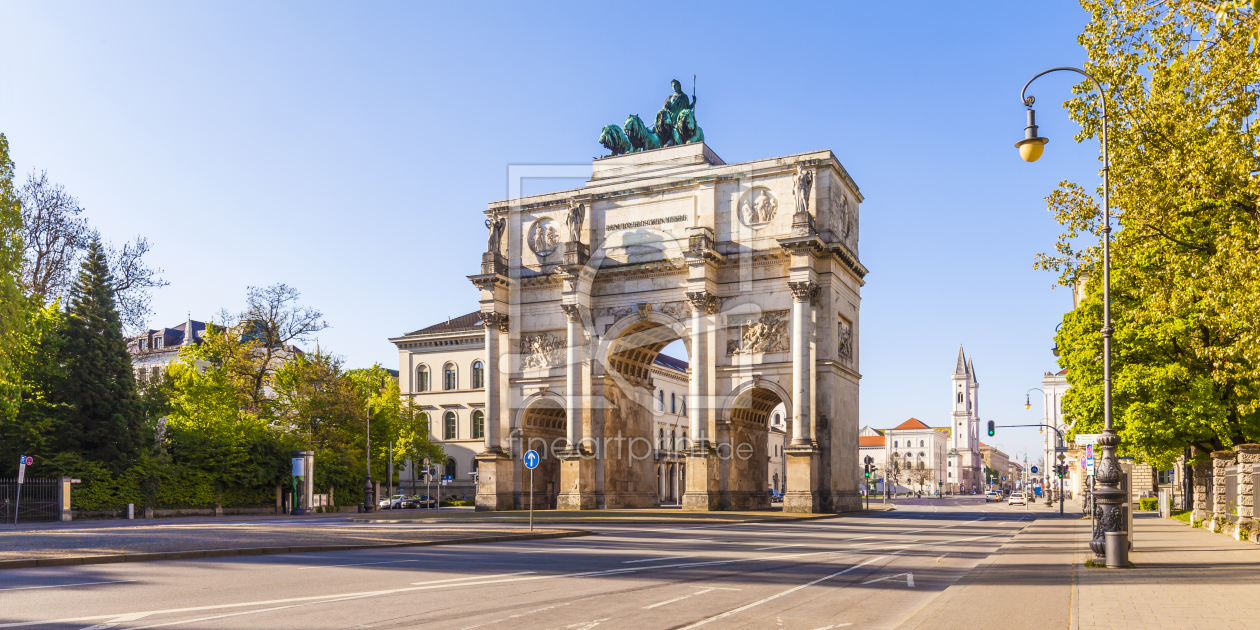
top-left (947, 347), bottom-right (983, 494)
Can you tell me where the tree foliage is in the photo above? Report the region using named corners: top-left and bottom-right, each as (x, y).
top-left (1043, 1), bottom-right (1260, 467)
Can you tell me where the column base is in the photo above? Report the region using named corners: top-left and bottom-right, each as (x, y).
top-left (682, 446), bottom-right (722, 511)
top-left (474, 450), bottom-right (515, 512)
top-left (784, 446), bottom-right (821, 513)
top-left (557, 447), bottom-right (598, 510)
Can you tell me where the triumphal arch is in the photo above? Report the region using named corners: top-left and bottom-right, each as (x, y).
top-left (469, 86), bottom-right (866, 513)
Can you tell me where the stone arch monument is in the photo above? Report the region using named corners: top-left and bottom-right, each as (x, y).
top-left (470, 141), bottom-right (866, 513)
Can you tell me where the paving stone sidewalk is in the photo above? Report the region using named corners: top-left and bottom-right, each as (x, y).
top-left (0, 523), bottom-right (573, 562)
top-left (1075, 511), bottom-right (1260, 629)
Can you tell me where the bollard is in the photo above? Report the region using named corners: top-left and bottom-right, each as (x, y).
top-left (127, 504), bottom-right (134, 520)
top-left (1105, 531), bottom-right (1128, 567)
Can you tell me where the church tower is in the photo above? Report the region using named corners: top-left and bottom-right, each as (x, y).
top-left (949, 346), bottom-right (981, 493)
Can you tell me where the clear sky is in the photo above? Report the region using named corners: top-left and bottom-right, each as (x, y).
top-left (0, 1), bottom-right (1107, 470)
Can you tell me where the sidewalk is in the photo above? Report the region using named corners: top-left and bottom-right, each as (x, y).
top-left (898, 502), bottom-right (1260, 629)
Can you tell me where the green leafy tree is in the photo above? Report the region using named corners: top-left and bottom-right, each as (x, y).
top-left (52, 239), bottom-right (148, 472)
top-left (1041, 1), bottom-right (1260, 467)
top-left (0, 133), bottom-right (30, 430)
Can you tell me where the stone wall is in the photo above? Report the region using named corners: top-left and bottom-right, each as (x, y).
top-left (1210, 450), bottom-right (1236, 533)
top-left (1192, 449), bottom-right (1211, 523)
top-left (1234, 444), bottom-right (1259, 527)
top-left (1130, 464), bottom-right (1156, 501)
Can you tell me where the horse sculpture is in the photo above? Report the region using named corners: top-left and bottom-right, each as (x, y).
top-left (624, 114), bottom-right (661, 152)
top-left (599, 124), bottom-right (632, 157)
top-left (672, 108), bottom-right (704, 145)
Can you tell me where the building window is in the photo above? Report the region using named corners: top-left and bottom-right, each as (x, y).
top-left (443, 411), bottom-right (456, 440)
top-left (658, 390), bottom-right (664, 411)
top-left (680, 397), bottom-right (687, 417)
top-left (659, 428), bottom-right (665, 450)
top-left (671, 393), bottom-right (676, 414)
top-left (417, 366), bottom-right (430, 392)
top-left (445, 458), bottom-right (456, 479)
top-left (472, 410), bottom-right (484, 440)
top-left (139, 339), bottom-right (147, 350)
top-left (1157, 469), bottom-right (1175, 485)
top-left (920, 440), bottom-right (924, 447)
top-left (154, 337), bottom-right (163, 349)
top-left (670, 430), bottom-right (676, 450)
top-left (682, 431), bottom-right (687, 448)
top-left (444, 363), bottom-right (456, 390)
top-left (472, 360), bottom-right (484, 389)
top-left (894, 441), bottom-right (898, 448)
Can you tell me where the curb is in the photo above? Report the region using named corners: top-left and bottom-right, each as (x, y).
top-left (347, 512), bottom-right (850, 525)
top-left (0, 529), bottom-right (589, 571)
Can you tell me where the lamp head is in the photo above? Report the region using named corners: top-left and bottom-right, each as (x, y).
top-left (1025, 394), bottom-right (1031, 410)
top-left (1016, 107), bottom-right (1049, 162)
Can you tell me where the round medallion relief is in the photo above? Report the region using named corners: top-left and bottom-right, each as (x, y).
top-left (738, 188), bottom-right (778, 228)
top-left (528, 218), bottom-right (561, 257)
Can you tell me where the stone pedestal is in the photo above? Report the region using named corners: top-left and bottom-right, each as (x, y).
top-left (784, 446), bottom-right (821, 513)
top-left (1211, 450), bottom-right (1237, 532)
top-left (1192, 454), bottom-right (1211, 523)
top-left (561, 242), bottom-right (589, 269)
top-left (1235, 444), bottom-right (1260, 534)
top-left (474, 452), bottom-right (515, 512)
top-left (557, 448), bottom-right (598, 510)
top-left (481, 252), bottom-right (506, 275)
top-left (682, 447), bottom-right (721, 511)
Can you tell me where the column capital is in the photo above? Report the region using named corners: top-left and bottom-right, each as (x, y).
top-left (479, 311), bottom-right (510, 333)
top-left (560, 303), bottom-right (583, 323)
top-left (685, 291), bottom-right (720, 315)
top-left (787, 281), bottom-right (820, 304)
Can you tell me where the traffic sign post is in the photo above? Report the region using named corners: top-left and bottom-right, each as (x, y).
top-left (523, 450), bottom-right (540, 531)
top-left (14, 456), bottom-right (32, 525)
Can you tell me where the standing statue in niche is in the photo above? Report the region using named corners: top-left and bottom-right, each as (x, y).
top-left (793, 165), bottom-right (814, 216)
top-left (566, 201), bottom-right (585, 243)
top-left (485, 216), bottom-right (506, 255)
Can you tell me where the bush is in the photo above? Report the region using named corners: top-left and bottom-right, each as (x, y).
top-left (1138, 497), bottom-right (1159, 511)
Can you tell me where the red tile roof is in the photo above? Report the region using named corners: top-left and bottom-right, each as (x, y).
top-left (1056, 368), bottom-right (1068, 376)
top-left (859, 436), bottom-right (886, 447)
top-left (892, 417), bottom-right (932, 430)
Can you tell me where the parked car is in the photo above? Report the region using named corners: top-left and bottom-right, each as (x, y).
top-left (1009, 492), bottom-right (1027, 506)
top-left (379, 494), bottom-right (405, 509)
top-left (398, 495), bottom-right (437, 509)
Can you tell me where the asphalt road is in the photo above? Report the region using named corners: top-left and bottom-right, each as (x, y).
top-left (0, 498), bottom-right (1059, 630)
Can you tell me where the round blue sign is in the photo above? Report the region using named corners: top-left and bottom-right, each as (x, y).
top-left (524, 450), bottom-right (540, 470)
top-left (1031, 466), bottom-right (1039, 473)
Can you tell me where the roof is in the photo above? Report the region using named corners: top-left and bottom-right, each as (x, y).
top-left (954, 345), bottom-right (967, 376)
top-left (979, 441), bottom-right (989, 449)
top-left (891, 417), bottom-right (932, 431)
top-left (1056, 368), bottom-right (1068, 376)
top-left (654, 354), bottom-right (689, 372)
top-left (859, 435), bottom-right (886, 447)
top-left (967, 357), bottom-right (978, 383)
top-left (406, 312), bottom-right (484, 336)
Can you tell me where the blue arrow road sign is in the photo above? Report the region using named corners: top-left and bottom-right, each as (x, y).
top-left (1001, 476), bottom-right (1006, 481)
top-left (524, 450), bottom-right (540, 470)
top-left (1031, 466), bottom-right (1039, 474)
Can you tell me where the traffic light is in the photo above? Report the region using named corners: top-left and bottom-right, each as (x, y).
top-left (863, 464), bottom-right (872, 478)
top-left (987, 420), bottom-right (994, 437)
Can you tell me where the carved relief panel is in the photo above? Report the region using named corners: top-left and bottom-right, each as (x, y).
top-left (838, 317), bottom-right (853, 365)
top-left (528, 218), bottom-right (561, 258)
top-left (520, 332), bottom-right (564, 370)
top-left (726, 310), bottom-right (790, 355)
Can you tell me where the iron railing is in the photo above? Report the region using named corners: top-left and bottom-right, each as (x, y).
top-left (0, 478), bottom-right (61, 524)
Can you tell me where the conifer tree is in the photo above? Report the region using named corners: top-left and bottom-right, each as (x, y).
top-left (54, 238), bottom-right (146, 471)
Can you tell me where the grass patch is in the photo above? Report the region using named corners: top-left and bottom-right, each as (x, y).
top-left (1170, 510), bottom-right (1191, 524)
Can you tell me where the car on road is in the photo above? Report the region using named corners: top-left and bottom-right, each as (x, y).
top-left (984, 491), bottom-right (999, 501)
top-left (379, 494), bottom-right (405, 509)
top-left (395, 495), bottom-right (437, 509)
top-left (1008, 492), bottom-right (1027, 506)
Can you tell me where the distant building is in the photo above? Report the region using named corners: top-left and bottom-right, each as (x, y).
top-left (650, 353), bottom-right (688, 504)
top-left (768, 404), bottom-right (787, 495)
top-left (979, 442), bottom-right (1011, 491)
top-left (126, 317), bottom-right (207, 382)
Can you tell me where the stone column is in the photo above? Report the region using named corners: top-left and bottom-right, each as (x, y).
top-left (1235, 445), bottom-right (1260, 532)
top-left (561, 304), bottom-right (583, 449)
top-left (1211, 450), bottom-right (1236, 532)
top-left (787, 281), bottom-right (816, 447)
top-left (682, 291), bottom-right (720, 511)
top-left (474, 312), bottom-right (513, 512)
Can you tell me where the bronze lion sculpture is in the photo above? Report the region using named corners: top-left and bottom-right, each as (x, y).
top-left (599, 124), bottom-right (632, 157)
top-left (624, 114), bottom-right (661, 152)
top-left (672, 108), bottom-right (704, 145)
top-left (654, 109), bottom-right (675, 147)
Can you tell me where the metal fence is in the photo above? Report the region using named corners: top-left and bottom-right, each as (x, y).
top-left (0, 478), bottom-right (61, 524)
top-left (1224, 465), bottom-right (1239, 523)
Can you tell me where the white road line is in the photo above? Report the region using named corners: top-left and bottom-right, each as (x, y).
top-left (808, 624), bottom-right (853, 630)
top-left (862, 572), bottom-right (915, 587)
top-left (622, 555), bottom-right (694, 564)
top-left (0, 551), bottom-right (845, 629)
top-left (645, 588), bottom-right (714, 609)
top-left (298, 559), bottom-right (420, 569)
top-left (456, 602), bottom-right (570, 630)
top-left (676, 557), bottom-right (884, 629)
top-left (754, 544), bottom-right (801, 551)
top-left (0, 580), bottom-right (135, 592)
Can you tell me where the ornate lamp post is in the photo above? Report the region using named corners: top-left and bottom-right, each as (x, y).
top-left (1018, 67), bottom-right (1125, 566)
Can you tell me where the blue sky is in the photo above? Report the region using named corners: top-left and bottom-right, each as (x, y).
top-left (0, 2), bottom-right (1106, 469)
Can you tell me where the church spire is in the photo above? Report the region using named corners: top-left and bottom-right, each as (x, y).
top-left (953, 345), bottom-right (967, 376)
top-left (967, 356), bottom-right (977, 384)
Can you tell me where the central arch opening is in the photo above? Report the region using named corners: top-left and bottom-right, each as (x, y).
top-left (519, 398), bottom-right (565, 509)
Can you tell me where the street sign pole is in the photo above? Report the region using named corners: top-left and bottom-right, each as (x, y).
top-left (14, 456), bottom-right (29, 526)
top-left (523, 450), bottom-right (539, 532)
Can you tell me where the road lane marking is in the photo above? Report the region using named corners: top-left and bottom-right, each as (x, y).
top-left (622, 555), bottom-right (694, 564)
top-left (644, 588), bottom-right (714, 609)
top-left (754, 544), bottom-right (801, 551)
top-left (0, 580), bottom-right (135, 592)
top-left (676, 557), bottom-right (885, 629)
top-left (298, 559), bottom-right (421, 569)
top-left (0, 551), bottom-right (848, 629)
top-left (456, 602), bottom-right (571, 630)
top-left (862, 572), bottom-right (915, 587)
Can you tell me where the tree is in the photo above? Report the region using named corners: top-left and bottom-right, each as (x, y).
top-left (0, 134), bottom-right (30, 429)
top-left (231, 284), bottom-right (327, 414)
top-left (1040, 1), bottom-right (1260, 468)
top-left (52, 239), bottom-right (148, 472)
top-left (16, 170), bottom-right (91, 300)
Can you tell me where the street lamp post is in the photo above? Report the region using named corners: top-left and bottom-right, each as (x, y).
top-left (1018, 67), bottom-right (1124, 566)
